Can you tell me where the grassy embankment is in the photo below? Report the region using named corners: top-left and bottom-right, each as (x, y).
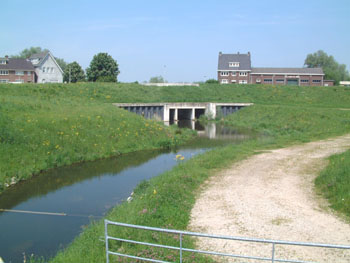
top-left (45, 83), bottom-right (350, 263)
top-left (316, 149), bottom-right (350, 218)
top-left (0, 83), bottom-right (195, 194)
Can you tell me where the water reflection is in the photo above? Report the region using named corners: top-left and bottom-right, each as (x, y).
top-left (0, 122), bottom-right (251, 262)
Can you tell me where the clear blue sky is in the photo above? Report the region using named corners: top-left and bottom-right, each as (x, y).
top-left (2, 0), bottom-right (350, 82)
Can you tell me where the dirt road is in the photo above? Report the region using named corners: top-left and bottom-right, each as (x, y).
top-left (189, 135), bottom-right (350, 262)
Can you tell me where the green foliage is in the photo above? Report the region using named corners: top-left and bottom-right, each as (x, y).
top-left (55, 57), bottom-right (68, 72)
top-left (315, 150), bottom-right (350, 218)
top-left (205, 78), bottom-right (219, 84)
top-left (304, 50), bottom-right (350, 84)
top-left (63, 61), bottom-right (85, 83)
top-left (86, 53), bottom-right (120, 82)
top-left (96, 75), bottom-right (116, 82)
top-left (11, 46), bottom-right (48, 58)
top-left (0, 83), bottom-right (195, 193)
top-left (47, 82), bottom-right (350, 262)
top-left (149, 75), bottom-right (166, 83)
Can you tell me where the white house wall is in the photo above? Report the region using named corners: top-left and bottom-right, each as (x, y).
top-left (36, 55), bottom-right (63, 83)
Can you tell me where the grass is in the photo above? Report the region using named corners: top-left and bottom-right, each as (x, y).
top-left (1, 82), bottom-right (350, 262)
top-left (47, 84), bottom-right (350, 263)
top-left (315, 150), bottom-right (350, 219)
top-left (0, 83), bottom-right (195, 194)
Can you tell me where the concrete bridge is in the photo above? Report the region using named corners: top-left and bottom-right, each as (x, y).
top-left (113, 102), bottom-right (253, 121)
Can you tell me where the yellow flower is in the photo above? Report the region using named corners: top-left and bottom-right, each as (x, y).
top-left (153, 189), bottom-right (157, 195)
top-left (55, 145), bottom-right (60, 149)
top-left (47, 151), bottom-right (51, 155)
top-left (75, 132), bottom-right (79, 136)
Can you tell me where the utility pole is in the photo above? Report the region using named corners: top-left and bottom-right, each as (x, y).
top-left (69, 66), bottom-right (71, 83)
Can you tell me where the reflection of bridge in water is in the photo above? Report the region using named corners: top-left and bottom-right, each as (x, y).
top-left (172, 120), bottom-right (250, 139)
top-left (114, 102), bottom-right (253, 121)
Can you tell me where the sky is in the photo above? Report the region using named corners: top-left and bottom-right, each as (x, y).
top-left (2, 0), bottom-right (350, 82)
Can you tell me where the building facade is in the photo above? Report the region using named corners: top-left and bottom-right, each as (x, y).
top-left (0, 56), bottom-right (35, 83)
top-left (218, 52), bottom-right (332, 86)
top-left (29, 51), bottom-right (63, 83)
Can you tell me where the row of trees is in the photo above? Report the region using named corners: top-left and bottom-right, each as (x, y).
top-left (11, 47), bottom-right (120, 83)
top-left (12, 48), bottom-right (349, 84)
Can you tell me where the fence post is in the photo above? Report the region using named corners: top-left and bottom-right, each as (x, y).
top-left (179, 233), bottom-right (183, 263)
top-left (271, 243), bottom-right (275, 263)
top-left (105, 220), bottom-right (109, 263)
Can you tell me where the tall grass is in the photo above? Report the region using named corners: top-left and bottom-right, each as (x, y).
top-left (315, 150), bottom-right (350, 218)
top-left (0, 83), bottom-right (194, 193)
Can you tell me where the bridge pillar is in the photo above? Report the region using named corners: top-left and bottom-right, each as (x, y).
top-left (205, 103), bottom-right (216, 119)
top-left (163, 105), bottom-right (170, 122)
top-left (174, 108), bottom-right (178, 121)
top-left (191, 108), bottom-right (195, 120)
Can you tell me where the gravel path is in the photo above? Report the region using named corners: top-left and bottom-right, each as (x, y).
top-left (189, 135), bottom-right (350, 262)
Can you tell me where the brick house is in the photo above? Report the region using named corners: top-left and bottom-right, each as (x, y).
top-left (0, 56), bottom-right (35, 83)
top-left (218, 52), bottom-right (333, 86)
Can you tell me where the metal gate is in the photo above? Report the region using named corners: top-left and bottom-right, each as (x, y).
top-left (105, 220), bottom-right (350, 263)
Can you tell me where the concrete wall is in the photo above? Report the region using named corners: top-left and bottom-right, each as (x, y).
top-left (114, 102), bottom-right (252, 122)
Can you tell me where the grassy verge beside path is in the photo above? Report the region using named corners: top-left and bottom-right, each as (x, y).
top-left (316, 150), bottom-right (350, 219)
top-left (50, 101), bottom-right (350, 262)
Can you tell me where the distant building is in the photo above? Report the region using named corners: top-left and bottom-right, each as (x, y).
top-left (339, 81), bottom-right (350, 87)
top-left (0, 56), bottom-right (35, 83)
top-left (29, 51), bottom-right (63, 83)
top-left (217, 52), bottom-right (333, 86)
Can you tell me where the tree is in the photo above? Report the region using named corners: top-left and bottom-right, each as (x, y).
top-left (205, 79), bottom-right (219, 84)
top-left (11, 46), bottom-right (68, 71)
top-left (304, 50), bottom-right (350, 84)
top-left (86, 53), bottom-right (119, 82)
top-left (11, 47), bottom-right (48, 59)
top-left (63, 61), bottom-right (85, 83)
top-left (55, 57), bottom-right (68, 72)
top-left (149, 76), bottom-right (166, 83)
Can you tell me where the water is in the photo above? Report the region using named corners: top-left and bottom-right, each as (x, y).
top-left (0, 121), bottom-right (251, 262)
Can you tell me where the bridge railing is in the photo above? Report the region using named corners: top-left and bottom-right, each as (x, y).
top-left (104, 220), bottom-right (350, 263)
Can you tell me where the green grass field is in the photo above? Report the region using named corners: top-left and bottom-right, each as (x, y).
top-left (1, 82), bottom-right (350, 262)
top-left (316, 150), bottom-right (350, 218)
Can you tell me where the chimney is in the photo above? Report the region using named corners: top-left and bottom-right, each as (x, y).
top-left (5, 55), bottom-right (8, 59)
top-left (238, 52), bottom-right (240, 55)
top-left (219, 51), bottom-right (222, 56)
top-left (248, 51), bottom-right (250, 56)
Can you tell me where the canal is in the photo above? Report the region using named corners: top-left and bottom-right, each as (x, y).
top-left (0, 121), bottom-right (252, 262)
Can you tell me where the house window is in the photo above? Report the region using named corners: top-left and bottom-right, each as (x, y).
top-left (312, 79), bottom-right (321, 83)
top-left (51, 67), bottom-right (55, 73)
top-left (231, 72), bottom-right (236, 76)
top-left (221, 79), bottom-right (228, 84)
top-left (229, 62), bottom-right (239, 67)
top-left (27, 71), bottom-right (31, 76)
top-left (0, 60), bottom-right (6, 64)
top-left (301, 79), bottom-right (309, 83)
top-left (231, 79), bottom-right (236, 83)
top-left (15, 79), bottom-right (24, 83)
top-left (42, 67), bottom-right (46, 73)
top-left (0, 79), bottom-right (9, 83)
top-left (239, 72), bottom-right (247, 76)
top-left (220, 71), bottom-right (229, 76)
top-left (16, 71), bottom-right (24, 75)
top-left (276, 79), bottom-right (284, 83)
top-left (264, 79), bottom-right (273, 83)
top-left (239, 80), bottom-right (247, 84)
top-left (0, 70), bottom-right (9, 75)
